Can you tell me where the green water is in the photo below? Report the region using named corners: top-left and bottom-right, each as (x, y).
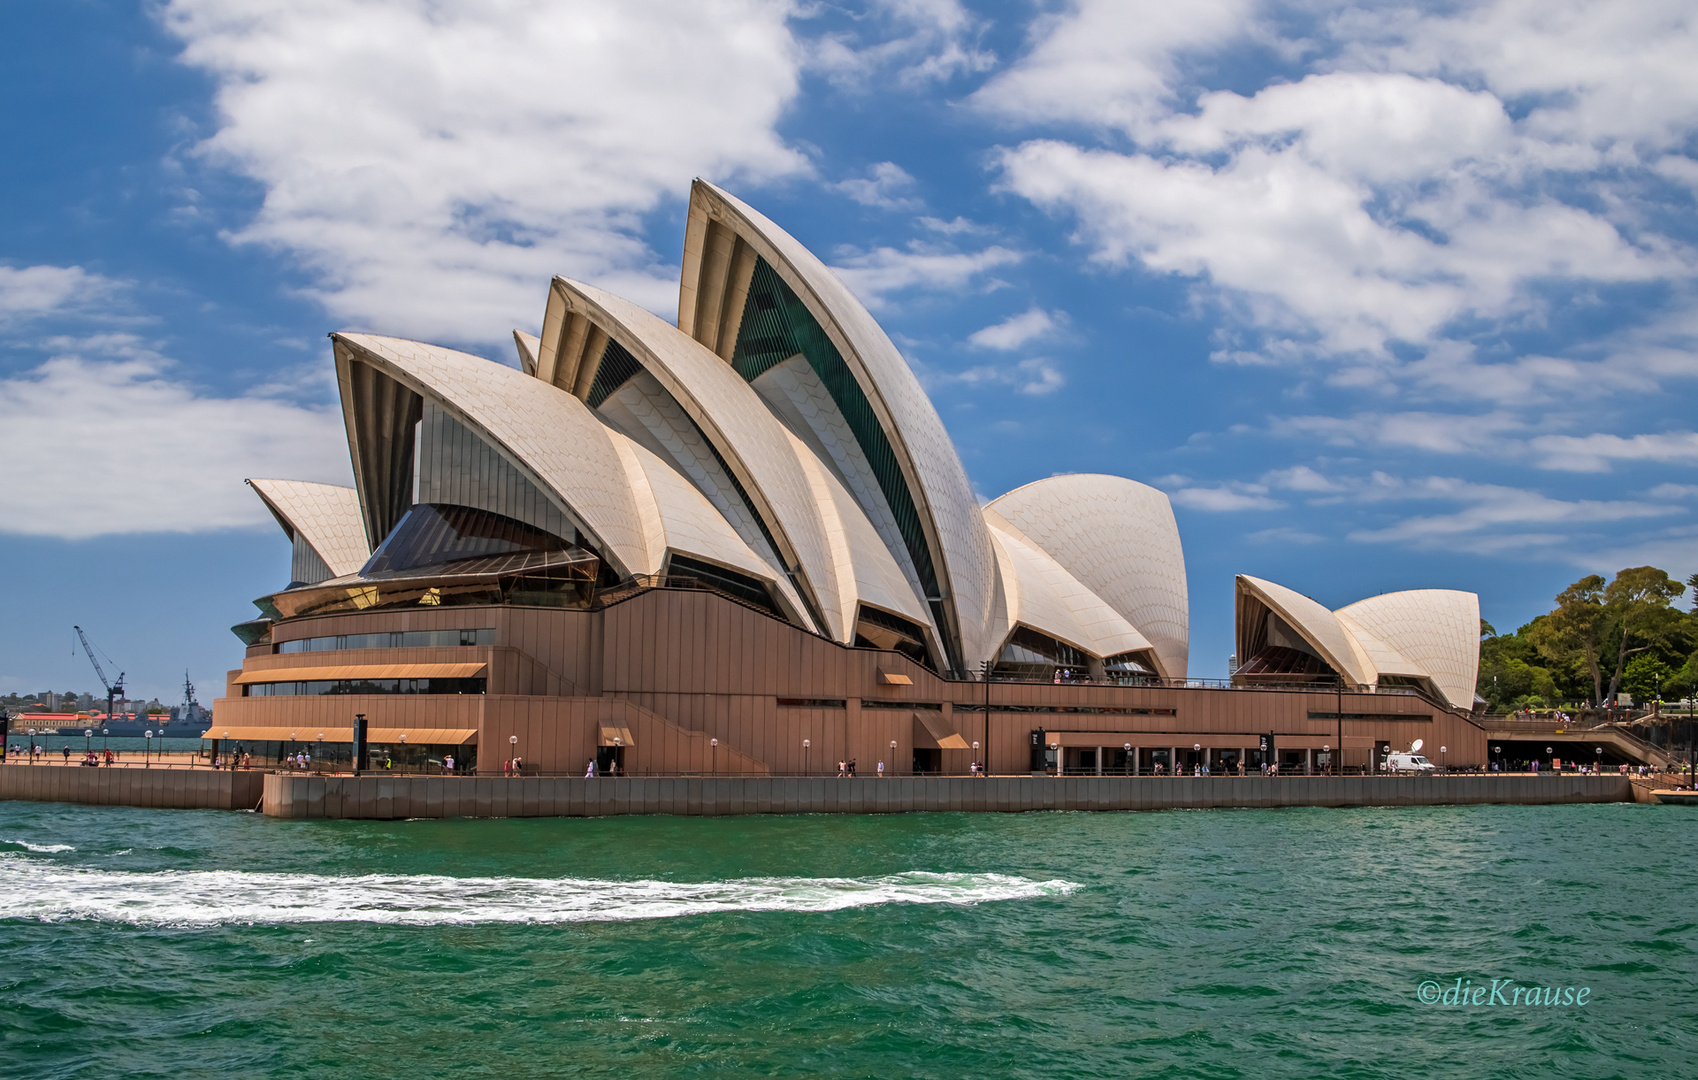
top-left (1, 802), bottom-right (1693, 1079)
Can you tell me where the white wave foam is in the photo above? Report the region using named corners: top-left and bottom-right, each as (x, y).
top-left (0, 857), bottom-right (1076, 926)
top-left (1, 838), bottom-right (76, 853)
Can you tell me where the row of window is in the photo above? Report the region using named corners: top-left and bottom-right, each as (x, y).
top-left (245, 678), bottom-right (487, 697)
top-left (279, 628), bottom-right (495, 654)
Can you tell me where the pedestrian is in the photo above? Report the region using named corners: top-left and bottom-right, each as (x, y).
top-left (513, 756), bottom-right (522, 775)
top-left (838, 760), bottom-right (847, 778)
top-left (586, 759), bottom-right (596, 778)
top-left (241, 752), bottom-right (251, 769)
top-left (103, 748), bottom-right (113, 767)
top-left (849, 758), bottom-right (857, 777)
top-left (62, 745), bottom-right (71, 763)
top-left (877, 759), bottom-right (885, 778)
top-left (503, 758), bottom-right (512, 778)
top-left (444, 753), bottom-right (455, 774)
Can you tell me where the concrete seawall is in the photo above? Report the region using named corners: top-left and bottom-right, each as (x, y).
top-left (0, 765), bottom-right (266, 811)
top-left (262, 773), bottom-right (1632, 820)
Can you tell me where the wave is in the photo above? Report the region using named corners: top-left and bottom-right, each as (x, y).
top-left (0, 857), bottom-right (1076, 926)
top-left (0, 839), bottom-right (76, 853)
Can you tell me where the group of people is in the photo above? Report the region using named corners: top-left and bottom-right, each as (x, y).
top-left (584, 758), bottom-right (622, 777)
top-left (501, 757), bottom-right (524, 777)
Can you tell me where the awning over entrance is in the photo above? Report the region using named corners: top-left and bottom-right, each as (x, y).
top-left (233, 663), bottom-right (487, 684)
top-left (598, 725), bottom-right (636, 747)
top-left (198, 725), bottom-right (478, 744)
top-left (913, 711), bottom-right (970, 750)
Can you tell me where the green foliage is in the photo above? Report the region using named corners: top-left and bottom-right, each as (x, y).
top-left (1621, 655), bottom-right (1673, 703)
top-left (1479, 566), bottom-right (1697, 708)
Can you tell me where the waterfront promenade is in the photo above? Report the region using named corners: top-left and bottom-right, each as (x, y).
top-left (0, 761), bottom-right (1654, 818)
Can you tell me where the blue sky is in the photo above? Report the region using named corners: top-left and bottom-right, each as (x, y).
top-left (3, 0), bottom-right (1696, 703)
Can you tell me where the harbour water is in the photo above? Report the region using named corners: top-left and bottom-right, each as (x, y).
top-left (1, 801), bottom-right (1693, 1078)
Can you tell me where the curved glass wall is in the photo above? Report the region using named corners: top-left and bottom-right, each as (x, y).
top-left (992, 626), bottom-right (1091, 681)
top-left (413, 401), bottom-right (579, 544)
top-left (363, 504), bottom-right (568, 575)
top-left (732, 258), bottom-right (942, 620)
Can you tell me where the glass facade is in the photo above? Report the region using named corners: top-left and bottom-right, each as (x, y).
top-left (732, 258), bottom-right (942, 613)
top-left (666, 554), bottom-right (778, 613)
top-left (413, 401), bottom-right (579, 544)
top-left (290, 532), bottom-right (334, 586)
top-left (279, 628), bottom-right (496, 654)
top-left (586, 337), bottom-right (644, 409)
top-left (244, 677), bottom-right (486, 697)
top-left (363, 504), bottom-right (569, 576)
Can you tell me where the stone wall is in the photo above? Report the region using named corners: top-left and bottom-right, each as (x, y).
top-left (0, 764), bottom-right (266, 811)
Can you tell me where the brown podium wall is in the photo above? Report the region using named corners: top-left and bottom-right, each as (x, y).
top-left (219, 588), bottom-right (1487, 776)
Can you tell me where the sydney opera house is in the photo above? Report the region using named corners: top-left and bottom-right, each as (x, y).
top-left (213, 180), bottom-right (1487, 775)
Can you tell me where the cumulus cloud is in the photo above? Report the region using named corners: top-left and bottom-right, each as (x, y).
top-left (160, 0), bottom-right (808, 344)
top-left (1530, 431), bottom-right (1698, 473)
top-left (979, 0), bottom-right (1698, 415)
top-left (924, 355), bottom-right (1064, 396)
top-left (967, 306), bottom-right (1060, 350)
top-left (0, 265), bottom-right (123, 329)
top-left (1168, 483), bottom-right (1283, 511)
top-left (0, 341), bottom-right (349, 539)
top-left (810, 0), bottom-right (993, 89)
top-left (837, 162), bottom-right (923, 210)
top-left (829, 243), bottom-right (1021, 308)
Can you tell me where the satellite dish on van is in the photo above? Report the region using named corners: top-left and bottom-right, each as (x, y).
top-left (1411, 739), bottom-right (1425, 753)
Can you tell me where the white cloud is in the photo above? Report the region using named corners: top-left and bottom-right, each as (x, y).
top-left (1530, 431), bottom-right (1698, 472)
top-left (926, 355), bottom-right (1064, 396)
top-left (980, 0), bottom-right (1698, 417)
top-left (809, 0), bottom-right (993, 89)
top-left (161, 0), bottom-right (808, 344)
top-left (967, 307), bottom-right (1059, 350)
top-left (0, 342), bottom-right (349, 539)
top-left (829, 243), bottom-right (1021, 308)
top-left (1647, 483), bottom-right (1698, 500)
top-left (0, 265), bottom-right (122, 329)
top-left (1246, 525), bottom-right (1326, 544)
top-left (1346, 475), bottom-right (1679, 551)
top-left (1261, 465), bottom-right (1344, 493)
top-left (837, 162), bottom-right (923, 210)
top-left (1269, 411), bottom-right (1527, 456)
top-left (1168, 482), bottom-right (1283, 511)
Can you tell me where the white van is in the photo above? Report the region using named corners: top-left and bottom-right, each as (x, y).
top-left (1384, 752), bottom-right (1436, 774)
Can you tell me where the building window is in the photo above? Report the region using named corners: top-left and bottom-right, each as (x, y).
top-left (279, 629), bottom-right (495, 654)
top-left (244, 678), bottom-right (486, 697)
top-left (777, 698), bottom-right (847, 708)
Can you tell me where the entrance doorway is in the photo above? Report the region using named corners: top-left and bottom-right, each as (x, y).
top-left (912, 748), bottom-right (941, 775)
top-left (1140, 747), bottom-right (1170, 775)
top-left (596, 745), bottom-right (625, 775)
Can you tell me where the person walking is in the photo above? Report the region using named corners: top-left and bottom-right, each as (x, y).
top-left (877, 759), bottom-right (885, 778)
top-left (586, 758), bottom-right (597, 777)
top-left (838, 760), bottom-right (847, 778)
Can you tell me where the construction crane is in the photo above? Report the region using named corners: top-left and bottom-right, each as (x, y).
top-left (73, 625), bottom-right (125, 721)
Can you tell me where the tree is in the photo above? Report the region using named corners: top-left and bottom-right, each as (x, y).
top-left (1622, 654), bottom-right (1673, 704)
top-left (1528, 575), bottom-right (1606, 704)
top-left (1601, 567), bottom-right (1685, 703)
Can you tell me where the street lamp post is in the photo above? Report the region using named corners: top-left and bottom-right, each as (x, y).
top-left (889, 739), bottom-right (897, 776)
top-left (1194, 743), bottom-right (1202, 777)
top-left (509, 733), bottom-right (518, 777)
top-left (102, 728), bottom-right (108, 756)
top-left (84, 729), bottom-right (92, 760)
top-left (710, 737), bottom-right (718, 774)
top-left (1125, 743), bottom-right (1133, 776)
top-left (399, 732), bottom-right (407, 775)
top-left (1546, 746), bottom-right (1554, 774)
top-left (981, 659), bottom-right (993, 779)
top-left (144, 730), bottom-right (152, 768)
top-left (1322, 744), bottom-right (1330, 777)
top-left (972, 741), bottom-right (980, 777)
top-left (802, 738), bottom-right (810, 776)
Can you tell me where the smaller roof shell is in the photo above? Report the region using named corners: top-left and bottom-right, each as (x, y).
top-left (247, 479), bottom-right (370, 578)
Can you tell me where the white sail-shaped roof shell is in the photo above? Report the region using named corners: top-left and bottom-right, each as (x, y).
top-left (333, 333), bottom-right (805, 622)
top-left (984, 474), bottom-right (1188, 678)
top-left (1337, 590), bottom-right (1481, 711)
top-left (247, 478), bottom-right (370, 578)
top-left (678, 180), bottom-right (999, 673)
top-left (1236, 575), bottom-right (1480, 710)
top-left (986, 519), bottom-right (1154, 663)
top-left (544, 277), bottom-right (845, 641)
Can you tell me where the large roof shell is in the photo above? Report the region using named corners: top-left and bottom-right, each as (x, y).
top-left (1337, 590), bottom-right (1480, 711)
top-left (544, 277), bottom-right (845, 640)
top-left (334, 333), bottom-right (651, 578)
top-left (247, 479), bottom-right (369, 578)
top-left (984, 474), bottom-right (1188, 678)
top-left (678, 179), bottom-right (999, 673)
top-left (1237, 575), bottom-right (1373, 686)
top-left (986, 520), bottom-right (1154, 662)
